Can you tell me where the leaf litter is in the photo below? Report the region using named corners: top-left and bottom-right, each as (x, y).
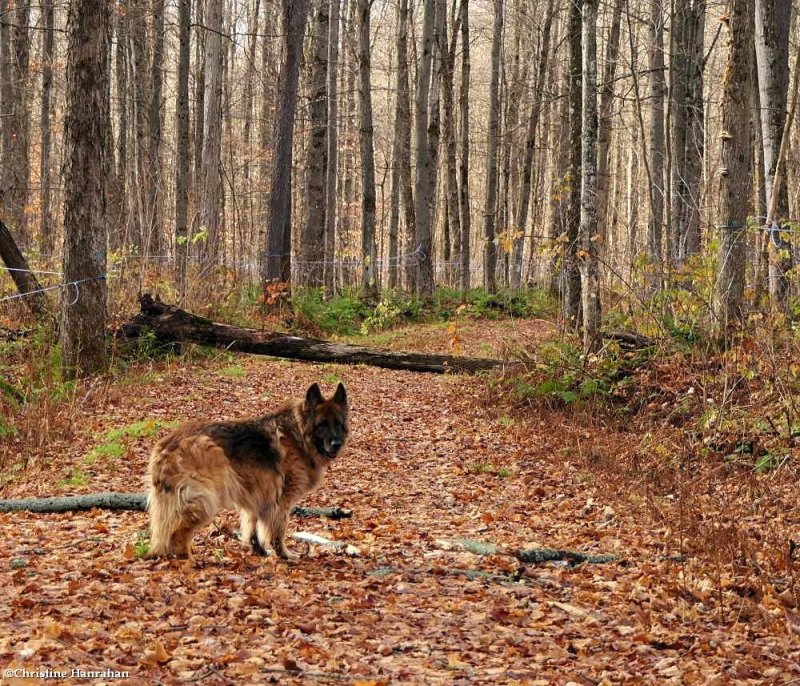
top-left (0, 318), bottom-right (798, 684)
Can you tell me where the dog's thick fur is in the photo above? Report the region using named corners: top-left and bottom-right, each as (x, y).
top-left (146, 382), bottom-right (348, 559)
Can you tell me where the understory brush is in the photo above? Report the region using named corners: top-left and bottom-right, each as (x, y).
top-left (497, 302), bottom-right (800, 618)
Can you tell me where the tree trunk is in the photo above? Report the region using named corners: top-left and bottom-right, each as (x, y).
top-left (413, 0), bottom-right (437, 298)
top-left (302, 0), bottom-right (330, 288)
top-left (511, 0), bottom-right (555, 289)
top-left (482, 0), bottom-right (503, 295)
top-left (357, 0), bottom-right (378, 301)
top-left (713, 0), bottom-right (752, 334)
top-left (457, 0), bottom-right (471, 294)
top-left (0, 218), bottom-right (49, 315)
top-left (175, 0), bottom-right (192, 298)
top-left (0, 0), bottom-right (31, 246)
top-left (61, 0), bottom-right (111, 378)
top-left (120, 295), bottom-right (504, 374)
top-left (595, 0), bottom-right (623, 241)
top-left (129, 0), bottom-right (149, 253)
top-left (754, 0), bottom-right (791, 307)
top-left (441, 2), bottom-right (462, 289)
top-left (580, 0), bottom-right (601, 352)
top-left (394, 0), bottom-right (416, 293)
top-left (242, 0), bottom-right (262, 267)
top-left (324, 0), bottom-right (342, 298)
top-left (199, 0), bottom-right (223, 265)
top-left (264, 0), bottom-right (310, 283)
top-left (669, 0), bottom-right (705, 264)
top-left (564, 0), bottom-right (583, 329)
top-left (38, 0), bottom-right (55, 257)
top-left (646, 0), bottom-right (666, 291)
top-left (193, 0), bottom-right (206, 200)
top-left (147, 0), bottom-right (166, 255)
top-left (388, 0), bottom-right (409, 291)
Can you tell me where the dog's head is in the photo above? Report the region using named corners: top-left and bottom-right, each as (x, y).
top-left (303, 382), bottom-right (349, 460)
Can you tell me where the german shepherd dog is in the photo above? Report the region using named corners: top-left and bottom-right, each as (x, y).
top-left (146, 382), bottom-right (348, 559)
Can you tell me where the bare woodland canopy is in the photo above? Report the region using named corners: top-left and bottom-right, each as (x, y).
top-left (0, 0), bottom-right (798, 372)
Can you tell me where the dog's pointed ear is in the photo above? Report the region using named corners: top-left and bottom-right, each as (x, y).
top-left (306, 383), bottom-right (323, 409)
top-left (333, 382), bottom-right (348, 407)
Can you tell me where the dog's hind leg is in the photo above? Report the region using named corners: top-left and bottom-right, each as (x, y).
top-left (241, 510), bottom-right (268, 556)
top-left (169, 493), bottom-right (216, 558)
top-left (262, 505), bottom-right (296, 560)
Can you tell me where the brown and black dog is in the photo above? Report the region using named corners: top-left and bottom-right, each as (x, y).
top-left (146, 382), bottom-right (348, 559)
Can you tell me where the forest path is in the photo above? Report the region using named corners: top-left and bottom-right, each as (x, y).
top-left (0, 318), bottom-right (797, 684)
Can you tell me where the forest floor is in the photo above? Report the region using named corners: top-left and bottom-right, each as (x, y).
top-left (1, 316), bottom-right (799, 685)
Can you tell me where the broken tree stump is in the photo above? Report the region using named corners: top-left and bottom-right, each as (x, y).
top-left (118, 294), bottom-right (505, 374)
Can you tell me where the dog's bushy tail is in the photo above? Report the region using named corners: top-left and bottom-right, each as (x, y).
top-left (145, 481), bottom-right (183, 558)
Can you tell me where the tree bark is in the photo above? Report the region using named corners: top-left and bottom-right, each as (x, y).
top-left (0, 218), bottom-right (49, 315)
top-left (324, 0), bottom-right (342, 298)
top-left (199, 0), bottom-right (223, 264)
top-left (120, 295), bottom-right (504, 374)
top-left (175, 0), bottom-right (192, 298)
top-left (440, 2), bottom-right (462, 289)
top-left (147, 0), bottom-right (166, 255)
top-left (357, 0), bottom-right (378, 301)
top-left (302, 0), bottom-right (330, 288)
top-left (754, 0), bottom-right (791, 307)
top-left (564, 0), bottom-right (583, 329)
top-left (39, 0), bottom-right (55, 257)
top-left (264, 0), bottom-right (310, 283)
top-left (482, 0), bottom-right (503, 294)
top-left (0, 0), bottom-right (31, 246)
top-left (580, 0), bottom-right (601, 353)
top-left (61, 0), bottom-right (111, 378)
top-left (511, 0), bottom-right (555, 289)
top-left (413, 0), bottom-right (438, 298)
top-left (669, 0), bottom-right (705, 264)
top-left (595, 0), bottom-right (623, 241)
top-left (457, 0), bottom-right (471, 294)
top-left (646, 0), bottom-right (666, 291)
top-left (713, 0), bottom-right (752, 334)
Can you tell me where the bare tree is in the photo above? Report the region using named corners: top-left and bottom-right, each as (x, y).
top-left (580, 0), bottom-right (601, 352)
top-left (646, 0), bottom-right (666, 289)
top-left (61, 0), bottom-right (111, 378)
top-left (175, 0), bottom-right (192, 296)
top-left (669, 0), bottom-right (705, 263)
top-left (324, 0), bottom-right (342, 297)
top-left (39, 0), bottom-right (56, 256)
top-left (713, 0), bottom-right (752, 333)
top-left (564, 0), bottom-right (583, 328)
top-left (482, 0), bottom-right (503, 294)
top-left (457, 0), bottom-right (471, 294)
top-left (357, 0), bottom-right (378, 301)
top-left (754, 0), bottom-right (791, 306)
top-left (264, 0), bottom-right (310, 283)
top-left (0, 0), bottom-right (31, 245)
top-left (388, 0), bottom-right (413, 291)
top-left (413, 0), bottom-right (437, 297)
top-left (199, 0), bottom-right (223, 264)
top-left (148, 0), bottom-right (166, 253)
top-left (511, 0), bottom-right (555, 288)
top-left (302, 0), bottom-right (330, 288)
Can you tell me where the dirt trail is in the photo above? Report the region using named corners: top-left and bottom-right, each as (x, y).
top-left (1, 319), bottom-right (797, 684)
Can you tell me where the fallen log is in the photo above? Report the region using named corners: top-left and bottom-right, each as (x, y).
top-left (434, 538), bottom-right (619, 566)
top-left (0, 218), bottom-right (50, 317)
top-left (118, 294), bottom-right (504, 375)
top-left (0, 492), bottom-right (352, 520)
